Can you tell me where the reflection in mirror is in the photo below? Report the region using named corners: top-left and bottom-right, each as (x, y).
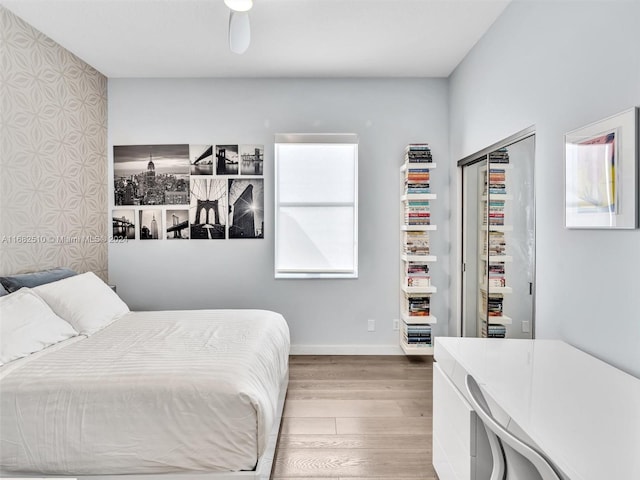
top-left (460, 134), bottom-right (535, 339)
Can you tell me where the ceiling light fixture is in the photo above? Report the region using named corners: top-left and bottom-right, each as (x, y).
top-left (225, 0), bottom-right (253, 54)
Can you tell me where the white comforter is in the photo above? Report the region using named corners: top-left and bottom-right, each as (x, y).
top-left (0, 309), bottom-right (290, 475)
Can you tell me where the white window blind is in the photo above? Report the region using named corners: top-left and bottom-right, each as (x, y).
top-left (275, 134), bottom-right (358, 278)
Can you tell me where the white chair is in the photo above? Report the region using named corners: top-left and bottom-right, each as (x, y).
top-left (465, 374), bottom-right (562, 480)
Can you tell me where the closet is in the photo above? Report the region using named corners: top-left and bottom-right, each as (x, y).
top-left (459, 129), bottom-right (536, 338)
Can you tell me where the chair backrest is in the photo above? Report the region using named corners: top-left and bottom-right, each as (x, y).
top-left (465, 374), bottom-right (562, 480)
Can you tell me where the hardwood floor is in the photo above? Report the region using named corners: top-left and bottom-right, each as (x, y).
top-left (272, 355), bottom-right (436, 480)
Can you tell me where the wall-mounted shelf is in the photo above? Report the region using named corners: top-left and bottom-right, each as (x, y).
top-left (401, 314), bottom-right (437, 324)
top-left (400, 144), bottom-right (437, 355)
top-left (400, 162), bottom-right (437, 172)
top-left (402, 285), bottom-right (437, 294)
top-left (401, 193), bottom-right (437, 201)
top-left (480, 285), bottom-right (513, 294)
top-left (481, 255), bottom-right (513, 263)
top-left (401, 254), bottom-right (437, 262)
top-left (478, 311), bottom-right (512, 325)
top-left (401, 225), bottom-right (437, 231)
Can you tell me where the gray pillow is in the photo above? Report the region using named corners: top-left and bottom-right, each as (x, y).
top-left (0, 283), bottom-right (8, 297)
top-left (0, 267), bottom-right (78, 293)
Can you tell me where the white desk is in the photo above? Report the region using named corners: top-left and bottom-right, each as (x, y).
top-left (433, 338), bottom-right (640, 480)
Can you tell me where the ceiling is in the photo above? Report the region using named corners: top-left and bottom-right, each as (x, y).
top-left (0, 0), bottom-right (511, 78)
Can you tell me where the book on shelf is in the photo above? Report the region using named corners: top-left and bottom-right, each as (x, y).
top-left (483, 231), bottom-right (506, 255)
top-left (405, 144), bottom-right (433, 163)
top-left (480, 291), bottom-right (504, 316)
top-left (406, 277), bottom-right (431, 287)
top-left (486, 324), bottom-right (506, 338)
top-left (405, 143), bottom-right (430, 151)
top-left (404, 338), bottom-right (432, 345)
top-left (403, 323), bottom-right (432, 344)
top-left (484, 199), bottom-right (506, 226)
top-left (405, 199), bottom-right (431, 224)
top-left (487, 263), bottom-right (506, 287)
top-left (484, 159), bottom-right (508, 194)
top-left (489, 148), bottom-right (510, 164)
top-left (405, 262), bottom-right (430, 287)
top-left (403, 231), bottom-right (430, 255)
top-left (407, 170), bottom-right (431, 177)
top-left (405, 294), bottom-right (430, 316)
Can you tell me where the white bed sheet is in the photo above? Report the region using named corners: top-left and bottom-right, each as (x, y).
top-left (0, 309), bottom-right (290, 475)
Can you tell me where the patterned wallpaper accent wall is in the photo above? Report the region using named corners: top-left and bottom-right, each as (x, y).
top-left (0, 7), bottom-right (108, 279)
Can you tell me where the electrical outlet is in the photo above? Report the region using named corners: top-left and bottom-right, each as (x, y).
top-left (522, 320), bottom-right (530, 333)
top-left (368, 319), bottom-right (375, 332)
top-left (393, 319), bottom-right (400, 331)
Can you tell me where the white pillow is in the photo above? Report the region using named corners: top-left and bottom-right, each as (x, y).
top-left (34, 272), bottom-right (129, 335)
top-left (0, 288), bottom-right (78, 365)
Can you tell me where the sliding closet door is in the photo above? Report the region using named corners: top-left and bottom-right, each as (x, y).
top-left (461, 157), bottom-right (487, 337)
top-left (460, 133), bottom-right (535, 339)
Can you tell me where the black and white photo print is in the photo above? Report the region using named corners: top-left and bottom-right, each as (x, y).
top-left (114, 144), bottom-right (190, 206)
top-left (215, 144), bottom-right (239, 175)
top-left (228, 179), bottom-right (264, 238)
top-left (240, 144), bottom-right (264, 175)
top-left (139, 209), bottom-right (162, 240)
top-left (190, 144), bottom-right (214, 176)
top-left (190, 178), bottom-right (227, 239)
top-left (112, 209), bottom-right (135, 240)
top-left (166, 210), bottom-right (190, 239)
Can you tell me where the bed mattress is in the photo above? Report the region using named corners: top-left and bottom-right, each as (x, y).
top-left (0, 309), bottom-right (290, 475)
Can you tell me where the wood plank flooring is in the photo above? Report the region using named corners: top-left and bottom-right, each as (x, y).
top-left (271, 355), bottom-right (436, 480)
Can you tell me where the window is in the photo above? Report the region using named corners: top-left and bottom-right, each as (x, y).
top-left (275, 134), bottom-right (358, 278)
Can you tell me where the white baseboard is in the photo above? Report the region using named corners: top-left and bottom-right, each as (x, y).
top-left (289, 344), bottom-right (404, 355)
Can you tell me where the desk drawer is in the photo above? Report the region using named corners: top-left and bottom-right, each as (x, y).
top-left (433, 363), bottom-right (477, 480)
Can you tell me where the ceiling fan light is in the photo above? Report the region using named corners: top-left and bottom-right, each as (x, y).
top-left (224, 0), bottom-right (253, 12)
top-left (229, 11), bottom-right (251, 54)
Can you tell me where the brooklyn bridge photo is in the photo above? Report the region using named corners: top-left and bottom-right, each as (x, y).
top-left (190, 178), bottom-right (227, 239)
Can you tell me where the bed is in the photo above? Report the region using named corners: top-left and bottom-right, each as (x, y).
top-left (0, 270), bottom-right (290, 479)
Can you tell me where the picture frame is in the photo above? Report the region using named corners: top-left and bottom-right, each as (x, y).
top-left (565, 107), bottom-right (638, 229)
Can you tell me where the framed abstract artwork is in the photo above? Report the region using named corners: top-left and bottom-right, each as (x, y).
top-left (565, 107), bottom-right (638, 229)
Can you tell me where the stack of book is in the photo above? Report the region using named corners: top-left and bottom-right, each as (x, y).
top-left (405, 294), bottom-right (430, 316)
top-left (487, 263), bottom-right (506, 287)
top-left (484, 199), bottom-right (505, 226)
top-left (405, 166), bottom-right (431, 194)
top-left (486, 169), bottom-right (507, 194)
top-left (487, 294), bottom-right (504, 317)
top-left (480, 290), bottom-right (504, 317)
top-left (488, 166), bottom-right (507, 194)
top-left (489, 147), bottom-right (510, 164)
top-left (405, 144), bottom-right (433, 163)
top-left (485, 231), bottom-right (506, 256)
top-left (405, 200), bottom-right (430, 225)
top-left (486, 324), bottom-right (506, 338)
top-left (404, 324), bottom-right (432, 347)
top-left (403, 231), bottom-right (430, 256)
top-left (405, 262), bottom-right (430, 287)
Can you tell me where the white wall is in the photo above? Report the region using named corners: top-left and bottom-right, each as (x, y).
top-left (449, 0), bottom-right (640, 377)
top-left (108, 78), bottom-right (450, 353)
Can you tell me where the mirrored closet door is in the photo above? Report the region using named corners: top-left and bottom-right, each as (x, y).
top-left (460, 130), bottom-right (536, 338)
